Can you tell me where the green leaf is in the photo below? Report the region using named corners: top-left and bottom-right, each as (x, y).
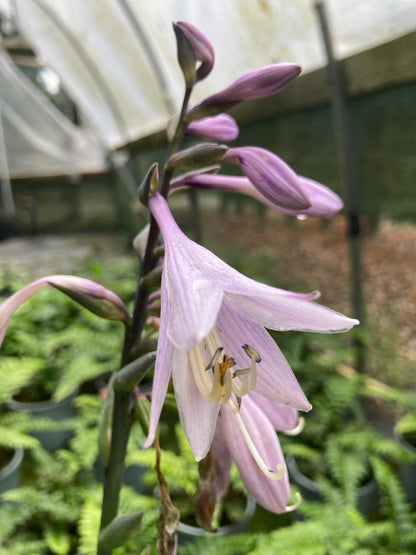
top-left (97, 511), bottom-right (143, 550)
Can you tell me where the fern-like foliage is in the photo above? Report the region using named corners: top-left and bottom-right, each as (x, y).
top-left (0, 357), bottom-right (44, 403)
top-left (371, 456), bottom-right (416, 552)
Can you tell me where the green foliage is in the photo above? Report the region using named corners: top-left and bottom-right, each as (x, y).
top-left (0, 357), bottom-right (45, 404)
top-left (0, 257), bottom-right (138, 403)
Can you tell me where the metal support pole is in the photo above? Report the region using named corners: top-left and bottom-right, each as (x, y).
top-left (315, 1), bottom-right (365, 370)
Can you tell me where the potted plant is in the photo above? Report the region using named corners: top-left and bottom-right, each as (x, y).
top-left (277, 334), bottom-right (405, 516)
top-left (0, 357), bottom-right (41, 495)
top-left (1, 284), bottom-right (125, 451)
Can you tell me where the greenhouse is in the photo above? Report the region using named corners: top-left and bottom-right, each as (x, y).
top-left (0, 1), bottom-right (415, 554)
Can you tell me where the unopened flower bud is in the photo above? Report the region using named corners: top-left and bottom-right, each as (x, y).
top-left (186, 114), bottom-right (239, 142)
top-left (189, 63), bottom-right (301, 119)
top-left (174, 22), bottom-right (214, 83)
top-left (223, 146), bottom-right (310, 211)
top-left (167, 143), bottom-right (228, 171)
top-left (0, 275), bottom-right (131, 348)
top-left (138, 163), bottom-right (158, 206)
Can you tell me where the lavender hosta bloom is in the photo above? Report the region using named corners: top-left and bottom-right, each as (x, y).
top-left (144, 193), bottom-right (358, 466)
top-left (175, 21), bottom-right (214, 82)
top-left (0, 275), bottom-right (131, 347)
top-left (186, 114), bottom-right (239, 142)
top-left (189, 63), bottom-right (301, 117)
top-left (223, 146), bottom-right (311, 211)
top-left (171, 173), bottom-right (343, 218)
top-left (211, 394), bottom-right (300, 513)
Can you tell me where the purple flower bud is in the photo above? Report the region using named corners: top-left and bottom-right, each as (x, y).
top-left (186, 114), bottom-right (239, 142)
top-left (175, 21), bottom-right (214, 82)
top-left (222, 147), bottom-right (310, 211)
top-left (190, 63), bottom-right (301, 117)
top-left (171, 173), bottom-right (343, 218)
top-left (0, 275), bottom-right (131, 347)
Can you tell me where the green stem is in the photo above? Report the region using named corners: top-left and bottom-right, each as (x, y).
top-left (97, 86), bottom-right (193, 553)
top-left (98, 391), bottom-right (132, 554)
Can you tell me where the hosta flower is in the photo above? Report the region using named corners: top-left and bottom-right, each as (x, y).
top-left (186, 114), bottom-right (239, 142)
top-left (222, 146), bottom-right (311, 211)
top-left (144, 193), bottom-right (358, 469)
top-left (211, 394), bottom-right (301, 513)
top-left (0, 275), bottom-right (131, 347)
top-left (171, 173), bottom-right (343, 218)
top-left (190, 63), bottom-right (301, 117)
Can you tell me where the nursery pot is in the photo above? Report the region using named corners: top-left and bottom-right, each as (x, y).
top-left (177, 494), bottom-right (256, 545)
top-left (286, 456), bottom-right (379, 516)
top-left (394, 430), bottom-right (416, 507)
top-left (0, 447), bottom-right (24, 496)
top-left (6, 390), bottom-right (78, 452)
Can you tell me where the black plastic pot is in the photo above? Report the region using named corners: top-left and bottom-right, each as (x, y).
top-left (286, 456), bottom-right (379, 516)
top-left (6, 390), bottom-right (77, 452)
top-left (177, 494), bottom-right (256, 545)
top-left (0, 447), bottom-right (24, 496)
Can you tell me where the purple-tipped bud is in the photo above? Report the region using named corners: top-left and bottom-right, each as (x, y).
top-left (0, 275), bottom-right (131, 347)
top-left (186, 114), bottom-right (239, 142)
top-left (222, 147), bottom-right (310, 211)
top-left (167, 143), bottom-right (228, 171)
top-left (174, 21), bottom-right (214, 84)
top-left (171, 173), bottom-right (343, 218)
top-left (190, 63), bottom-right (301, 118)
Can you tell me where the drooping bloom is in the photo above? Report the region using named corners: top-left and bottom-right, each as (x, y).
top-left (0, 275), bottom-right (131, 347)
top-left (189, 63), bottom-right (301, 117)
top-left (144, 193), bottom-right (358, 463)
top-left (171, 173), bottom-right (343, 218)
top-left (211, 393), bottom-right (300, 513)
top-left (186, 114), bottom-right (239, 142)
top-left (222, 146), bottom-right (311, 210)
top-left (174, 21), bottom-right (214, 82)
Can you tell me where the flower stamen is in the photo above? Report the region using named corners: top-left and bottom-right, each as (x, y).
top-left (229, 397), bottom-right (285, 481)
top-left (189, 331), bottom-right (259, 405)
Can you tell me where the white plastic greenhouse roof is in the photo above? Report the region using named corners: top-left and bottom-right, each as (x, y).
top-left (0, 0), bottom-right (416, 181)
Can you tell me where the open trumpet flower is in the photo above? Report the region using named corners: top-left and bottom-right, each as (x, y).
top-left (144, 193), bottom-right (358, 467)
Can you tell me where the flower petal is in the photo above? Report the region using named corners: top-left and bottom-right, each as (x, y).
top-left (149, 194), bottom-right (224, 348)
top-left (248, 392), bottom-right (299, 432)
top-left (216, 302), bottom-right (311, 411)
top-left (172, 347), bottom-right (220, 461)
top-left (210, 424), bottom-right (233, 501)
top-left (144, 278), bottom-right (174, 448)
top-left (225, 292), bottom-right (358, 333)
top-left (219, 397), bottom-right (290, 513)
